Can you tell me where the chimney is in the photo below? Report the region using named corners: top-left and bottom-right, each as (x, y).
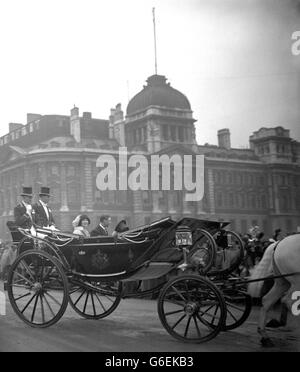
top-left (9, 123), bottom-right (23, 133)
top-left (218, 128), bottom-right (231, 150)
top-left (70, 106), bottom-right (81, 143)
top-left (71, 106), bottom-right (79, 117)
top-left (27, 113), bottom-right (42, 123)
top-left (114, 103), bottom-right (124, 123)
top-left (83, 112), bottom-right (92, 120)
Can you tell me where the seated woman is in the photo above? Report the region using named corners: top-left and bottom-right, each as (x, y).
top-left (112, 220), bottom-right (129, 238)
top-left (72, 214), bottom-right (91, 238)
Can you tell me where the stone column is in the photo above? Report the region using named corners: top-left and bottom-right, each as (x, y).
top-left (60, 162), bottom-right (69, 212)
top-left (24, 165), bottom-right (31, 186)
top-left (196, 200), bottom-right (205, 215)
top-left (132, 190), bottom-right (144, 226)
top-left (167, 192), bottom-right (176, 214)
top-left (3, 187), bottom-right (8, 216)
top-left (41, 162), bottom-right (47, 185)
top-left (207, 169), bottom-right (216, 215)
top-left (84, 158), bottom-right (94, 211)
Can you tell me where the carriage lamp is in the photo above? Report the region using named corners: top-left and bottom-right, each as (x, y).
top-left (176, 225), bottom-right (193, 272)
top-left (175, 225), bottom-right (193, 247)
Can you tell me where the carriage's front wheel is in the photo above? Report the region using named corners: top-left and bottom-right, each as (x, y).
top-left (7, 250), bottom-right (69, 328)
top-left (158, 275), bottom-right (226, 343)
top-left (68, 280), bottom-right (122, 319)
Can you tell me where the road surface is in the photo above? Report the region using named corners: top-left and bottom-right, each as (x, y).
top-left (0, 281), bottom-right (299, 352)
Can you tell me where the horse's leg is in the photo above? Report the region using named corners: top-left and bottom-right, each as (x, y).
top-left (258, 278), bottom-right (290, 347)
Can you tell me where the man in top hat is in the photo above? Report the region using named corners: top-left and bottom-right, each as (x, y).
top-left (14, 187), bottom-right (34, 229)
top-left (32, 187), bottom-right (56, 229)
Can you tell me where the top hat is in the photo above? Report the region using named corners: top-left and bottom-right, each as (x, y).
top-left (21, 187), bottom-right (33, 197)
top-left (39, 187), bottom-right (51, 197)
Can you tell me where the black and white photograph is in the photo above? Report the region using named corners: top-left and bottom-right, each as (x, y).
top-left (0, 0), bottom-right (299, 355)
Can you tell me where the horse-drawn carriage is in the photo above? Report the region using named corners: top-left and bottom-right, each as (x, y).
top-left (5, 216), bottom-right (249, 343)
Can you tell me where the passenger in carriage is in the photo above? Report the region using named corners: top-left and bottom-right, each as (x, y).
top-left (32, 187), bottom-right (57, 230)
top-left (14, 187), bottom-right (34, 229)
top-left (72, 214), bottom-right (91, 238)
top-left (112, 220), bottom-right (129, 238)
top-left (91, 215), bottom-right (111, 237)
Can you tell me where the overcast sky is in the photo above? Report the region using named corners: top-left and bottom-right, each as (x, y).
top-left (0, 0), bottom-right (299, 148)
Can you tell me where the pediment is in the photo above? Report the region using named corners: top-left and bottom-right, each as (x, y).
top-left (0, 145), bottom-right (27, 164)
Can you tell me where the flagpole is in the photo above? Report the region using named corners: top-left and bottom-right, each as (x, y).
top-left (152, 7), bottom-right (158, 75)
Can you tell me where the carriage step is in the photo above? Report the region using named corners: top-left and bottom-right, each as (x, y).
top-left (3, 281), bottom-right (8, 291)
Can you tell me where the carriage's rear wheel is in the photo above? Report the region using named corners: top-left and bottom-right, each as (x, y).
top-left (7, 250), bottom-right (68, 328)
top-left (158, 275), bottom-right (226, 343)
top-left (189, 229), bottom-right (217, 275)
top-left (68, 280), bottom-right (122, 319)
top-left (222, 288), bottom-right (252, 331)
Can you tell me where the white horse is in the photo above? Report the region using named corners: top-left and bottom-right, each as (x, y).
top-left (248, 234), bottom-right (300, 347)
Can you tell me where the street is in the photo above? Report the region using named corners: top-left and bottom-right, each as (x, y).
top-left (0, 281), bottom-right (299, 352)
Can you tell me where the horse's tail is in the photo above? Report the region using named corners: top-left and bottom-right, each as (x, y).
top-left (247, 243), bottom-right (275, 298)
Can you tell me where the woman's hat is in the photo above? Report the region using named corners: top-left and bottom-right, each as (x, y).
top-left (39, 187), bottom-right (51, 197)
top-left (21, 187), bottom-right (33, 197)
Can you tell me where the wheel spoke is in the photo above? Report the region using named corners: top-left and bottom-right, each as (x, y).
top-left (74, 290), bottom-right (86, 306)
top-left (193, 315), bottom-right (202, 338)
top-left (170, 286), bottom-right (188, 302)
top-left (184, 316), bottom-right (192, 338)
top-left (171, 314), bottom-right (186, 330)
top-left (103, 294), bottom-right (115, 303)
top-left (184, 281), bottom-right (191, 301)
top-left (94, 292), bottom-right (107, 313)
top-left (226, 307), bottom-right (238, 322)
top-left (91, 293), bottom-right (96, 316)
top-left (199, 304), bottom-right (214, 316)
top-left (44, 292), bottom-right (62, 307)
top-left (165, 309), bottom-right (185, 317)
top-left (69, 287), bottom-right (81, 295)
top-left (21, 293), bottom-right (37, 314)
top-left (83, 291), bottom-right (89, 314)
top-left (196, 313), bottom-right (214, 331)
top-left (13, 271), bottom-right (34, 286)
top-left (19, 260), bottom-right (36, 282)
top-left (40, 294), bottom-right (45, 323)
top-left (31, 294), bottom-right (39, 322)
top-left (43, 293), bottom-right (56, 317)
top-left (198, 308), bottom-right (221, 323)
top-left (164, 298), bottom-right (185, 308)
top-left (225, 302), bottom-right (245, 312)
top-left (14, 292), bottom-right (31, 302)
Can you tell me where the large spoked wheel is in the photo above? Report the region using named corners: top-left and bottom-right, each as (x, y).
top-left (68, 280), bottom-right (123, 319)
top-left (7, 250), bottom-right (69, 328)
top-left (222, 288), bottom-right (252, 331)
top-left (210, 230), bottom-right (245, 276)
top-left (158, 275), bottom-right (226, 343)
top-left (188, 229), bottom-right (217, 275)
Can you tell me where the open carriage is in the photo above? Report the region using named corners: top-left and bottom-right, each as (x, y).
top-left (6, 216), bottom-right (248, 343)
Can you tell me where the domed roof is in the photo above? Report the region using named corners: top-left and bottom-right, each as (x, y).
top-left (126, 75), bottom-right (191, 116)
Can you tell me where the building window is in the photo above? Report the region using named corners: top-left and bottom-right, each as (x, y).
top-left (178, 127), bottom-right (184, 142)
top-left (217, 192), bottom-right (223, 207)
top-left (261, 195), bottom-right (267, 209)
top-left (142, 191), bottom-right (151, 207)
top-left (171, 127), bottom-right (176, 141)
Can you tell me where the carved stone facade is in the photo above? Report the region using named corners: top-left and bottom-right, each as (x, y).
top-left (0, 75), bottom-right (299, 240)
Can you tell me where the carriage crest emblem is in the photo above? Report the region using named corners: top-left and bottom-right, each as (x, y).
top-left (91, 250), bottom-right (109, 270)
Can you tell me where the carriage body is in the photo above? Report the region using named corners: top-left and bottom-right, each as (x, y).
top-left (5, 216), bottom-right (247, 344)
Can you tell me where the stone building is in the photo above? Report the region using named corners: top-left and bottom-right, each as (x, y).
top-left (0, 74), bottom-right (299, 241)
